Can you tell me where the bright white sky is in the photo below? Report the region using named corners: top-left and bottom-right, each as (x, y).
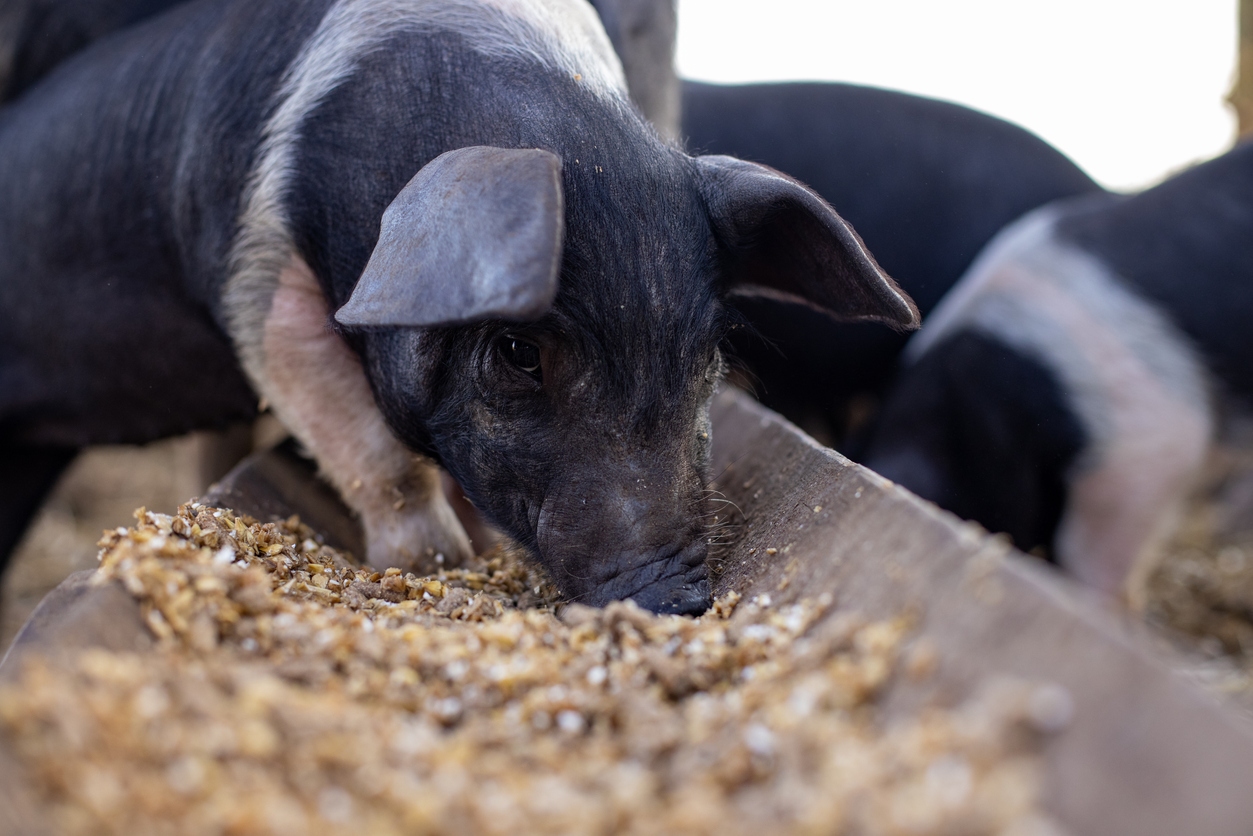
top-left (676, 0), bottom-right (1239, 191)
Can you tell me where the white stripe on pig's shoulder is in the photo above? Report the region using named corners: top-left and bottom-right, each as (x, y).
top-left (905, 203), bottom-right (1211, 451)
top-left (226, 0), bottom-right (628, 389)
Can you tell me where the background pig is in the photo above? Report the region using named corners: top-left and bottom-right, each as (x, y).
top-left (863, 140), bottom-right (1253, 598)
top-left (680, 80), bottom-right (1101, 446)
top-left (0, 0), bottom-right (916, 612)
top-left (0, 0), bottom-right (187, 101)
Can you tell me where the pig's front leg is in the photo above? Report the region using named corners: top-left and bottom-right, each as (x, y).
top-left (259, 258), bottom-right (473, 572)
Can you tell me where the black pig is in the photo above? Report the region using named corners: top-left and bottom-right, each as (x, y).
top-left (588, 0), bottom-right (676, 138)
top-left (0, 0), bottom-right (185, 100)
top-left (0, 0), bottom-right (680, 571)
top-left (0, 0), bottom-right (917, 612)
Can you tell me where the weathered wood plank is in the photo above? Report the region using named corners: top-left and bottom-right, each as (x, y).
top-left (0, 570), bottom-right (145, 836)
top-left (707, 387), bottom-right (1253, 835)
top-left (0, 570), bottom-right (150, 680)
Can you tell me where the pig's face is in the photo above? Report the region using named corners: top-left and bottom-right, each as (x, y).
top-left (372, 201), bottom-right (725, 611)
top-left (339, 146), bottom-right (918, 613)
top-left (369, 306), bottom-right (725, 613)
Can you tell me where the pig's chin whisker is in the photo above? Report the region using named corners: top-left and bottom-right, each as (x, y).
top-left (722, 349), bottom-right (765, 397)
top-left (702, 535), bottom-right (738, 551)
top-left (705, 495), bottom-right (744, 519)
top-left (693, 484), bottom-right (745, 567)
top-left (557, 558), bottom-right (600, 584)
top-left (558, 582), bottom-right (623, 608)
top-left (689, 491), bottom-right (743, 527)
top-left (700, 513), bottom-right (742, 567)
top-left (560, 586), bottom-right (604, 606)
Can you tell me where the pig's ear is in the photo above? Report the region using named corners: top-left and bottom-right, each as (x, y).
top-left (695, 155), bottom-right (919, 330)
top-left (335, 146), bottom-right (564, 329)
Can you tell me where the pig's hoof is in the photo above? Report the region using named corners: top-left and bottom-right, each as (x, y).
top-left (363, 503), bottom-right (474, 575)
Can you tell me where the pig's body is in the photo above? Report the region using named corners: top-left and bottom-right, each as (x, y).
top-left (0, 0), bottom-right (272, 445)
top-left (0, 0), bottom-right (267, 565)
top-left (865, 141), bottom-right (1253, 597)
top-left (0, 0), bottom-right (914, 610)
top-left (0, 0), bottom-right (188, 100)
top-left (681, 80), bottom-right (1101, 444)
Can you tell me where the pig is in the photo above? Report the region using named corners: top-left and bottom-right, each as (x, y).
top-left (863, 140), bottom-right (1253, 599)
top-left (0, 0), bottom-right (917, 613)
top-left (0, 0), bottom-right (679, 568)
top-left (680, 80), bottom-right (1101, 446)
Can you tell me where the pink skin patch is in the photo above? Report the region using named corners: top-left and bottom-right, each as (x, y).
top-left (259, 257), bottom-right (473, 572)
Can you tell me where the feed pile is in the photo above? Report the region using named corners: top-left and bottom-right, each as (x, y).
top-left (1, 505), bottom-right (1065, 835)
top-left (1147, 504), bottom-right (1253, 663)
top-left (1145, 444), bottom-right (1253, 702)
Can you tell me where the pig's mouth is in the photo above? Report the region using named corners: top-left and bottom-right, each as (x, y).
top-left (574, 540), bottom-right (712, 615)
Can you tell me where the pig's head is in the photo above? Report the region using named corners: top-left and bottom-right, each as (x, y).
top-left (862, 331), bottom-right (1087, 557)
top-left (335, 145), bottom-right (917, 614)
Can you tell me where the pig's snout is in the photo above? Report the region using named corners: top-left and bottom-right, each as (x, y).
top-left (531, 453), bottom-right (715, 615)
top-left (537, 487), bottom-right (712, 615)
top-left (592, 539), bottom-right (712, 615)
top-left (631, 573), bottom-right (711, 616)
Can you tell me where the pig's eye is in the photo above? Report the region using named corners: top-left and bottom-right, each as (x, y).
top-left (500, 336), bottom-right (543, 382)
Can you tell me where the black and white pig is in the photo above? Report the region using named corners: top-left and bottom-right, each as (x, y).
top-left (863, 140), bottom-right (1253, 598)
top-left (0, 0), bottom-right (917, 612)
top-left (680, 81), bottom-right (1101, 445)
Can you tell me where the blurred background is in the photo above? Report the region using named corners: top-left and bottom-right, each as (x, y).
top-left (678, 0), bottom-right (1241, 190)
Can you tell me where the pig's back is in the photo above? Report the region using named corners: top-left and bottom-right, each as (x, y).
top-left (1055, 143), bottom-right (1253, 398)
top-left (681, 80), bottom-right (1100, 314)
top-left (0, 0), bottom-right (323, 445)
top-left (680, 80), bottom-right (1099, 444)
top-left (0, 0), bottom-right (193, 102)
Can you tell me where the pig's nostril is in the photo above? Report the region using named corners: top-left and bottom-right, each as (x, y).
top-left (629, 573), bottom-right (711, 616)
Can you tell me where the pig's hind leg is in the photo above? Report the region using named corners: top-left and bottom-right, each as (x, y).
top-left (258, 258), bottom-right (473, 573)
